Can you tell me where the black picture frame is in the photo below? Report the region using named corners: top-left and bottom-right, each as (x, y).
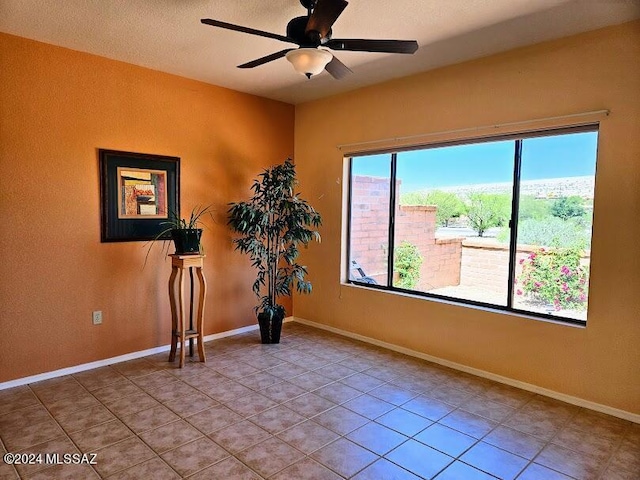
top-left (99, 149), bottom-right (180, 242)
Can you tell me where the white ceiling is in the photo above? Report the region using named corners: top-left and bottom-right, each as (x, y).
top-left (1, 0), bottom-right (638, 104)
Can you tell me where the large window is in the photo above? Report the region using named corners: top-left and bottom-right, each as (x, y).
top-left (347, 126), bottom-right (598, 325)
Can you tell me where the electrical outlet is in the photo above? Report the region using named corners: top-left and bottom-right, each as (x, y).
top-left (92, 311), bottom-right (103, 325)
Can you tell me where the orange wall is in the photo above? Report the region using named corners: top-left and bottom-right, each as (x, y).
top-left (294, 21), bottom-right (640, 414)
top-left (0, 33), bottom-right (294, 382)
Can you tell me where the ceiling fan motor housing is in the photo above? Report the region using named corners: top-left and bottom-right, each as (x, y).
top-left (287, 16), bottom-right (327, 46)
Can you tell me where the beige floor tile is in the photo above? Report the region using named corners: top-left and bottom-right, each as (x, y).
top-left (343, 394), bottom-right (395, 420)
top-left (536, 442), bottom-right (608, 479)
top-left (73, 366), bottom-right (124, 392)
top-left (208, 420), bottom-right (272, 454)
top-left (56, 404), bottom-right (115, 433)
top-left (139, 420), bottom-right (203, 454)
top-left (201, 380), bottom-right (254, 404)
top-left (287, 371), bottom-right (333, 391)
top-left (260, 381), bottom-right (307, 403)
top-left (8, 323), bottom-right (630, 480)
top-left (162, 392), bottom-right (217, 418)
top-left (385, 439), bottom-right (454, 479)
top-left (482, 425), bottom-right (545, 460)
top-left (186, 456), bottom-right (261, 479)
top-left (69, 419), bottom-right (134, 452)
top-left (283, 393), bottom-right (336, 418)
top-left (106, 457), bottom-right (179, 479)
top-left (460, 441), bottom-right (528, 480)
top-left (14, 435), bottom-right (78, 478)
top-left (26, 463), bottom-right (100, 479)
top-left (433, 461), bottom-right (496, 480)
top-left (367, 383), bottom-right (418, 406)
top-left (0, 388), bottom-right (39, 416)
top-left (223, 391), bottom-right (278, 417)
top-left (120, 405), bottom-right (180, 434)
top-left (105, 392), bottom-right (160, 418)
top-left (311, 438), bottom-right (378, 478)
top-left (91, 379), bottom-right (143, 404)
top-left (347, 421), bottom-right (409, 455)
top-left (339, 372), bottom-right (386, 392)
top-left (0, 404), bottom-right (51, 431)
top-left (45, 391), bottom-right (100, 418)
top-left (1, 418), bottom-right (65, 451)
top-left (130, 370), bottom-right (180, 392)
top-left (91, 437), bottom-right (155, 478)
top-left (185, 405), bottom-right (243, 435)
top-left (439, 409), bottom-right (497, 439)
top-left (161, 437), bottom-right (229, 477)
top-left (31, 378), bottom-right (87, 405)
top-left (313, 406), bottom-right (369, 435)
top-left (352, 458), bottom-right (421, 480)
top-left (235, 437), bottom-right (304, 478)
top-left (247, 405), bottom-right (306, 434)
top-left (271, 457), bottom-right (343, 480)
top-left (375, 408), bottom-right (433, 436)
top-left (277, 420), bottom-right (340, 454)
top-left (414, 423), bottom-right (477, 457)
top-left (402, 395), bottom-right (456, 422)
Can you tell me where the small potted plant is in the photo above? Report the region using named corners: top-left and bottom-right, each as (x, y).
top-left (227, 158), bottom-right (322, 343)
top-left (144, 205), bottom-right (213, 265)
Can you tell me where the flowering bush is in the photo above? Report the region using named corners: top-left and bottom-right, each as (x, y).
top-left (517, 246), bottom-right (589, 310)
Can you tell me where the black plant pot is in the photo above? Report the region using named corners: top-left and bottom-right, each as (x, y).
top-left (171, 229), bottom-right (202, 255)
top-left (257, 311), bottom-right (284, 344)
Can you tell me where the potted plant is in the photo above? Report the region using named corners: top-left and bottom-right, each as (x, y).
top-left (144, 205), bottom-right (213, 265)
top-left (227, 158), bottom-right (322, 343)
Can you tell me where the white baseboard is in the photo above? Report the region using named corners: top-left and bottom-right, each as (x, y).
top-left (293, 317), bottom-right (640, 424)
top-left (0, 320), bottom-right (282, 391)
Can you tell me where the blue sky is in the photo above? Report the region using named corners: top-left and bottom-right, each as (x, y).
top-left (352, 131), bottom-right (598, 193)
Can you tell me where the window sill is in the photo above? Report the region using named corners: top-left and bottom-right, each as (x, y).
top-left (342, 281), bottom-right (586, 329)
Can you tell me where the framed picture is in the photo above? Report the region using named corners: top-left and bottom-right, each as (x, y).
top-left (99, 149), bottom-right (180, 242)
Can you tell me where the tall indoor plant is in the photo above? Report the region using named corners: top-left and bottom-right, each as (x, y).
top-left (227, 158), bottom-right (322, 343)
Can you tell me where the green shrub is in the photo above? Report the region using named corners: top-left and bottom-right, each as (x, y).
top-left (521, 217), bottom-right (588, 248)
top-left (498, 217), bottom-right (590, 248)
top-left (394, 241), bottom-right (423, 289)
top-left (519, 195), bottom-right (550, 221)
top-left (551, 196), bottom-right (586, 220)
top-left (517, 246), bottom-right (589, 311)
top-left (465, 193), bottom-right (511, 237)
top-left (400, 190), bottom-right (464, 226)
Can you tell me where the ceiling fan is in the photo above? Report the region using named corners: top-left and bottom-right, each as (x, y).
top-left (201, 0), bottom-right (419, 80)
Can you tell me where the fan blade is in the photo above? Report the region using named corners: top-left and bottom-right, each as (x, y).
top-left (238, 49), bottom-right (295, 69)
top-left (325, 38), bottom-right (418, 54)
top-left (325, 56), bottom-right (353, 80)
top-left (201, 19), bottom-right (299, 45)
top-left (306, 0), bottom-right (348, 40)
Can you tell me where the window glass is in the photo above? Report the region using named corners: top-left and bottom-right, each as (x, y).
top-left (512, 131), bottom-right (597, 322)
top-left (349, 154), bottom-right (391, 286)
top-left (347, 127), bottom-right (598, 325)
top-left (395, 141), bottom-right (514, 305)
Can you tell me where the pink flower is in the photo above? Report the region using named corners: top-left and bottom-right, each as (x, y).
top-left (516, 289), bottom-right (523, 296)
top-left (534, 282), bottom-right (541, 288)
top-left (562, 283), bottom-right (569, 292)
top-left (539, 248), bottom-right (545, 252)
top-left (519, 259), bottom-right (524, 265)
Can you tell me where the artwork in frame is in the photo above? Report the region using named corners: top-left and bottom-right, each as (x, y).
top-left (99, 149), bottom-right (180, 242)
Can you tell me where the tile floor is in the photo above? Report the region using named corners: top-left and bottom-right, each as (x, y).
top-left (0, 322), bottom-right (638, 479)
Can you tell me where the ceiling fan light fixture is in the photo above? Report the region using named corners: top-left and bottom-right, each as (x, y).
top-left (285, 48), bottom-right (332, 78)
